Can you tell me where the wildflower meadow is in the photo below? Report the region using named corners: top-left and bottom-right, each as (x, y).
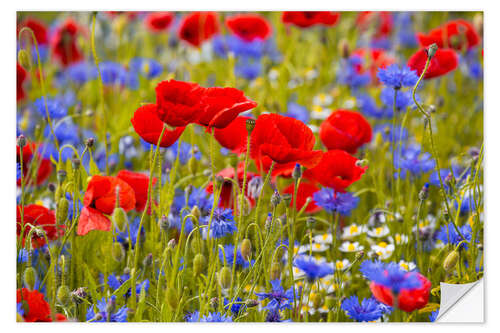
top-left (15, 11), bottom-right (483, 323)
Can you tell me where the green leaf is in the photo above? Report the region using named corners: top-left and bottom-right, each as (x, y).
top-left (112, 279), bottom-right (132, 299)
top-left (84, 264), bottom-right (101, 303)
top-left (134, 284), bottom-right (147, 321)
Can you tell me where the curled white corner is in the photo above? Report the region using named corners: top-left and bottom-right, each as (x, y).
top-left (436, 278), bottom-right (484, 322)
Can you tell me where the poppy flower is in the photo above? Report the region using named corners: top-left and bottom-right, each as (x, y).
top-left (17, 204), bottom-right (61, 248)
top-left (155, 79), bottom-right (205, 127)
top-left (281, 12), bottom-right (340, 28)
top-left (206, 162), bottom-right (257, 209)
top-left (352, 48), bottom-right (395, 82)
top-left (197, 87), bottom-right (257, 130)
top-left (213, 116), bottom-right (251, 155)
top-left (131, 103), bottom-right (186, 147)
top-left (145, 12), bottom-right (174, 32)
top-left (407, 48), bottom-right (459, 79)
top-left (356, 12), bottom-right (393, 38)
top-left (17, 142), bottom-right (53, 186)
top-left (77, 175), bottom-right (136, 236)
top-left (117, 169), bottom-right (157, 212)
top-left (106, 12), bottom-right (139, 20)
top-left (304, 150), bottom-right (367, 193)
top-left (319, 109), bottom-right (372, 154)
top-left (282, 181), bottom-right (321, 213)
top-left (17, 288), bottom-right (51, 322)
top-left (250, 114), bottom-right (323, 177)
top-left (17, 17), bottom-right (49, 45)
top-left (17, 63), bottom-right (27, 102)
top-left (50, 18), bottom-right (83, 67)
top-left (225, 14), bottom-right (272, 42)
top-left (178, 12), bottom-right (219, 48)
top-left (417, 19), bottom-right (480, 51)
top-left (369, 273), bottom-right (431, 312)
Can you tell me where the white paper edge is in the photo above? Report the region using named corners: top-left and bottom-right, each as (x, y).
top-left (436, 278), bottom-right (484, 322)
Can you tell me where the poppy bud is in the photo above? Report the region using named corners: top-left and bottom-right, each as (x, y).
top-left (23, 266), bottom-right (37, 290)
top-left (57, 285), bottom-right (71, 306)
top-left (188, 155), bottom-right (197, 175)
top-left (48, 183), bottom-right (56, 193)
top-left (193, 253), bottom-right (206, 276)
top-left (311, 293), bottom-right (323, 309)
top-left (71, 157), bottom-right (80, 170)
top-left (85, 137), bottom-right (95, 148)
top-left (246, 299), bottom-right (259, 308)
top-left (355, 250), bottom-right (365, 261)
top-left (418, 183), bottom-right (430, 201)
top-left (112, 207), bottom-right (128, 232)
top-left (191, 205), bottom-right (201, 221)
top-left (443, 249), bottom-right (460, 272)
top-left (355, 159), bottom-right (368, 168)
top-left (241, 239), bottom-right (252, 261)
top-left (71, 287), bottom-right (87, 304)
top-left (56, 197), bottom-right (69, 225)
top-left (18, 49), bottom-right (32, 71)
top-left (158, 215), bottom-right (169, 232)
top-left (215, 175), bottom-right (225, 189)
top-left (281, 193), bottom-right (292, 206)
top-left (247, 176), bottom-right (263, 199)
top-left (167, 238), bottom-right (177, 249)
top-left (426, 43), bottom-right (438, 59)
top-left (166, 287), bottom-right (179, 309)
top-left (306, 216), bottom-right (316, 229)
top-left (143, 253), bottom-right (153, 268)
top-left (270, 191), bottom-right (281, 207)
top-left (339, 38), bottom-right (350, 59)
top-left (111, 242), bottom-right (125, 263)
top-left (17, 135), bottom-right (27, 148)
top-left (325, 295), bottom-right (335, 309)
top-left (270, 262), bottom-right (281, 280)
top-left (292, 163), bottom-right (302, 180)
top-left (218, 266), bottom-right (232, 289)
top-left (209, 297), bottom-right (219, 309)
top-left (106, 296), bottom-right (116, 314)
top-left (246, 118), bottom-right (256, 134)
top-left (57, 169), bottom-right (67, 184)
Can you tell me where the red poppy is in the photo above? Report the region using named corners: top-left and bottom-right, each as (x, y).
top-left (352, 48), bottom-right (395, 82)
top-left (319, 109), bottom-right (372, 154)
top-left (281, 12), bottom-right (340, 28)
top-left (17, 142), bottom-right (53, 186)
top-left (50, 18), bottom-right (83, 67)
top-left (226, 14), bottom-right (272, 42)
top-left (356, 12), bottom-right (393, 38)
top-left (417, 19), bottom-right (480, 51)
top-left (407, 48), bottom-right (459, 79)
top-left (155, 79), bottom-right (205, 127)
top-left (304, 150), bottom-right (367, 193)
top-left (250, 113), bottom-right (323, 177)
top-left (213, 116), bottom-right (251, 155)
top-left (16, 204), bottom-right (61, 248)
top-left (17, 18), bottom-right (49, 45)
top-left (198, 87), bottom-right (257, 130)
top-left (117, 169), bottom-right (157, 212)
top-left (282, 181), bottom-right (320, 213)
top-left (17, 63), bottom-right (27, 102)
top-left (145, 12), bottom-right (174, 32)
top-left (370, 273), bottom-right (431, 312)
top-left (131, 103), bottom-right (186, 147)
top-left (178, 12), bottom-right (219, 48)
top-left (206, 162), bottom-right (257, 209)
top-left (106, 12), bottom-right (139, 20)
top-left (17, 288), bottom-right (51, 322)
top-left (77, 175), bottom-right (136, 235)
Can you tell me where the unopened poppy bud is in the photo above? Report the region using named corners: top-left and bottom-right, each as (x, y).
top-left (311, 293), bottom-right (323, 309)
top-left (112, 207), bottom-right (128, 232)
top-left (143, 253), bottom-right (153, 268)
top-left (247, 176), bottom-right (263, 199)
top-left (191, 205), bottom-right (201, 221)
top-left (56, 197), bottom-right (69, 225)
top-left (418, 183), bottom-right (430, 201)
top-left (209, 297), bottom-right (219, 308)
top-left (167, 238), bottom-right (177, 249)
top-left (443, 249), bottom-right (460, 272)
top-left (48, 183), bottom-right (56, 193)
top-left (57, 285), bottom-right (71, 306)
top-left (215, 175), bottom-right (225, 189)
top-left (241, 239), bottom-right (252, 260)
top-left (18, 49), bottom-right (32, 71)
top-left (93, 313), bottom-right (103, 321)
top-left (270, 262), bottom-right (281, 280)
top-left (292, 164), bottom-right (302, 180)
top-left (339, 38), bottom-right (350, 59)
top-left (85, 137), bottom-right (95, 148)
top-left (23, 266), bottom-right (36, 290)
top-left (34, 227), bottom-right (46, 238)
top-left (246, 299), bottom-right (259, 307)
top-left (270, 191), bottom-right (281, 207)
top-left (159, 215), bottom-right (169, 231)
top-left (374, 132), bottom-right (384, 146)
top-left (282, 193), bottom-right (292, 206)
top-left (71, 287), bottom-right (87, 304)
top-left (71, 157), bottom-right (80, 170)
top-left (106, 296), bottom-right (116, 314)
top-left (188, 155), bottom-right (197, 175)
top-left (218, 266), bottom-right (232, 289)
top-left (325, 295), bottom-right (335, 309)
top-left (111, 242), bottom-right (125, 263)
top-left (246, 118), bottom-right (256, 134)
top-left (355, 250), bottom-right (365, 261)
top-left (426, 43), bottom-right (438, 59)
top-left (165, 287), bottom-right (179, 309)
top-left (17, 135), bottom-right (27, 148)
top-left (355, 159), bottom-right (368, 168)
top-left (57, 169), bottom-right (67, 184)
top-left (193, 253), bottom-right (206, 276)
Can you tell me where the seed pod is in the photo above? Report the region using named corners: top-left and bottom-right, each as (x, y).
top-left (111, 242), bottom-right (125, 263)
top-left (311, 293), bottom-right (323, 309)
top-left (193, 253), bottom-right (206, 276)
top-left (56, 196), bottom-right (69, 225)
top-left (57, 285), bottom-right (71, 306)
top-left (270, 262), bottom-right (281, 280)
top-left (292, 163), bottom-right (302, 180)
top-left (443, 249), bottom-right (460, 272)
top-left (218, 266), bottom-right (232, 289)
top-left (246, 118), bottom-right (256, 134)
top-left (165, 287), bottom-right (179, 309)
top-left (23, 267), bottom-right (37, 290)
top-left (241, 239), bottom-right (252, 261)
top-left (426, 43), bottom-right (438, 59)
top-left (18, 49), bottom-right (32, 71)
top-left (112, 207), bottom-right (128, 232)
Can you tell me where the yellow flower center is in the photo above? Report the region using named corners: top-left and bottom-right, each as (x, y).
top-left (378, 242), bottom-right (388, 248)
top-left (347, 243), bottom-right (355, 251)
top-left (375, 227), bottom-right (383, 235)
top-left (336, 261), bottom-right (344, 270)
top-left (349, 225), bottom-right (359, 234)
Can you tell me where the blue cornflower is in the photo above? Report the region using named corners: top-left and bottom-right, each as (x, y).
top-left (265, 307), bottom-right (292, 322)
top-left (16, 163), bottom-right (22, 181)
top-left (284, 102), bottom-right (310, 123)
top-left (66, 62), bottom-right (98, 84)
top-left (337, 55), bottom-right (371, 89)
top-left (99, 61), bottom-right (128, 86)
top-left (224, 297), bottom-right (246, 315)
top-left (312, 189), bottom-right (359, 216)
top-left (341, 296), bottom-right (388, 322)
top-left (380, 87), bottom-right (416, 110)
top-left (235, 56), bottom-right (262, 80)
top-left (356, 94), bottom-right (393, 119)
top-left (167, 211), bottom-right (195, 234)
top-left (107, 272), bottom-right (150, 298)
top-left (167, 141), bottom-right (201, 165)
top-left (213, 35), bottom-right (265, 59)
top-left (255, 279), bottom-right (294, 311)
top-left (119, 135), bottom-right (139, 161)
top-left (65, 192), bottom-right (83, 221)
top-left (429, 166), bottom-right (467, 190)
top-left (116, 217), bottom-right (145, 249)
top-left (17, 248), bottom-right (29, 263)
top-left (86, 296), bottom-right (128, 322)
top-left (186, 311), bottom-right (233, 322)
top-left (203, 208), bottom-right (237, 239)
top-left (33, 97), bottom-right (68, 119)
top-left (293, 256), bottom-right (334, 281)
top-left (373, 124), bottom-right (409, 143)
top-left (393, 144), bottom-right (435, 179)
top-left (44, 119), bottom-right (80, 145)
top-left (219, 244), bottom-right (252, 269)
top-left (370, 37), bottom-right (392, 50)
top-left (429, 309), bottom-right (439, 322)
top-left (360, 260), bottom-right (422, 293)
top-left (435, 222), bottom-right (472, 250)
top-left (454, 187), bottom-right (480, 214)
top-left (377, 64), bottom-right (419, 89)
top-left (129, 57), bottom-right (163, 79)
top-left (17, 302), bottom-right (25, 316)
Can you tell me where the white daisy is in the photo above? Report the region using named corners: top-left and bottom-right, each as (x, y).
top-left (367, 225), bottom-right (390, 238)
top-left (339, 241), bottom-right (364, 253)
top-left (341, 224), bottom-right (367, 239)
